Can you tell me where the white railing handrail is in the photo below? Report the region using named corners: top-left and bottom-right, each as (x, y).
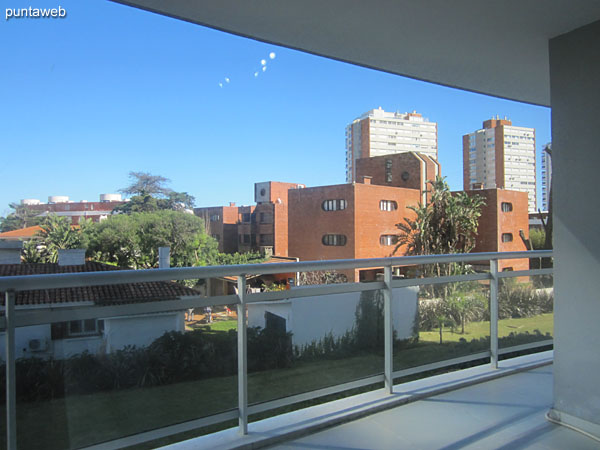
top-left (0, 250), bottom-right (553, 292)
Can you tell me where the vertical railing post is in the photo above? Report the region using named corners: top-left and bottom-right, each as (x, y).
top-left (236, 276), bottom-right (248, 435)
top-left (490, 259), bottom-right (499, 369)
top-left (383, 266), bottom-right (394, 394)
top-left (5, 290), bottom-right (17, 450)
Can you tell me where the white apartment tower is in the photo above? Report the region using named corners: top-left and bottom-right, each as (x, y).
top-left (463, 117), bottom-right (537, 212)
top-left (345, 107), bottom-right (438, 182)
top-left (541, 143), bottom-right (552, 211)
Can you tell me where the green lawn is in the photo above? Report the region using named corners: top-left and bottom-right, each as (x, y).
top-left (1, 314), bottom-right (553, 450)
top-left (419, 313), bottom-right (554, 344)
top-left (186, 319), bottom-right (237, 333)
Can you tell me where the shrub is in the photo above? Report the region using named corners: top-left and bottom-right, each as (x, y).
top-left (498, 280), bottom-right (554, 319)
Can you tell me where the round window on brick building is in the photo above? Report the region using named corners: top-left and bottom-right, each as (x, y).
top-left (501, 202), bottom-right (513, 212)
top-left (501, 233), bottom-right (513, 242)
top-left (322, 234), bottom-right (347, 246)
top-left (322, 199), bottom-right (347, 211)
top-left (380, 200), bottom-right (398, 211)
top-left (380, 235), bottom-right (399, 246)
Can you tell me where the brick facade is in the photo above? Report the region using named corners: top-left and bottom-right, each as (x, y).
top-left (468, 189), bottom-right (529, 272)
top-left (193, 204), bottom-right (239, 253)
top-left (355, 151), bottom-right (440, 204)
top-left (288, 182), bottom-right (420, 281)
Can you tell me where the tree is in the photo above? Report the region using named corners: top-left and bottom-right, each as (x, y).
top-left (88, 210), bottom-right (217, 269)
top-left (529, 228), bottom-right (546, 250)
top-left (298, 271), bottom-right (348, 285)
top-left (114, 172), bottom-right (195, 213)
top-left (0, 202), bottom-right (42, 232)
top-left (394, 176), bottom-right (485, 280)
top-left (35, 215), bottom-right (91, 263)
top-left (119, 172), bottom-right (172, 198)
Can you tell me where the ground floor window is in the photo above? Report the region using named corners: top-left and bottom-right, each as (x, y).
top-left (51, 319), bottom-right (104, 339)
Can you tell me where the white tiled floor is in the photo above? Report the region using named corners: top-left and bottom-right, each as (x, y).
top-left (269, 366), bottom-right (598, 449)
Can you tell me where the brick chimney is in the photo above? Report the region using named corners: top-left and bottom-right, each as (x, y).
top-left (0, 241), bottom-right (22, 264)
top-left (363, 176), bottom-right (372, 185)
top-left (229, 202), bottom-right (236, 207)
top-left (58, 249), bottom-right (86, 266)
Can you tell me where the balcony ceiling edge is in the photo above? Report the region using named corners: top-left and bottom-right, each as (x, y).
top-left (111, 0), bottom-right (600, 107)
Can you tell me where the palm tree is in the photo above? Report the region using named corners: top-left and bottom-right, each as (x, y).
top-left (37, 215), bottom-right (90, 263)
top-left (395, 176), bottom-right (485, 292)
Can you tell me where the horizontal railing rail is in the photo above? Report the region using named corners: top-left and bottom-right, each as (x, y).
top-left (0, 250), bottom-right (554, 450)
top-left (0, 250), bottom-right (552, 292)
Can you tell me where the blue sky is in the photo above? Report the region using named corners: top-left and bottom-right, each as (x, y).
top-left (0, 0), bottom-right (551, 216)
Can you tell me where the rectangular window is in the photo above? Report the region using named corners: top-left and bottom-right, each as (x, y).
top-left (259, 234), bottom-right (273, 245)
top-left (385, 159), bottom-right (393, 183)
top-left (379, 235), bottom-right (398, 246)
top-left (322, 199), bottom-right (347, 211)
top-left (51, 319), bottom-right (104, 339)
top-left (380, 200), bottom-right (398, 211)
top-left (260, 212), bottom-right (273, 223)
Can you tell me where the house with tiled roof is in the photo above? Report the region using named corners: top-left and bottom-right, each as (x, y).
top-left (0, 242), bottom-right (197, 359)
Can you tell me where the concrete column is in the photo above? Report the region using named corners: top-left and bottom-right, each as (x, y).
top-left (548, 19), bottom-right (600, 438)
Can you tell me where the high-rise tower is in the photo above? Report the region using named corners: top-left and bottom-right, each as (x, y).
top-left (345, 107), bottom-right (437, 183)
top-left (463, 117), bottom-right (536, 212)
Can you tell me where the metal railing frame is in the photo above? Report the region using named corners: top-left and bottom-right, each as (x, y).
top-left (0, 250), bottom-right (553, 449)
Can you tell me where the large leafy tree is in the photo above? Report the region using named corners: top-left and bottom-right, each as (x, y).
top-left (395, 176), bottom-right (485, 279)
top-left (88, 210), bottom-right (215, 269)
top-left (119, 172), bottom-right (172, 197)
top-left (87, 210), bottom-right (262, 269)
top-left (114, 172), bottom-right (196, 213)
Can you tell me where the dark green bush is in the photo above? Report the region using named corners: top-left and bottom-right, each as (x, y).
top-left (3, 325), bottom-right (292, 403)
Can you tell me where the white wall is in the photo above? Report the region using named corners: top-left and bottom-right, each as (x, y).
top-left (53, 335), bottom-right (104, 359)
top-left (549, 19), bottom-right (600, 436)
top-left (0, 311), bottom-right (186, 360)
top-left (0, 325), bottom-right (51, 360)
top-left (104, 312), bottom-right (185, 353)
top-left (247, 287), bottom-right (418, 347)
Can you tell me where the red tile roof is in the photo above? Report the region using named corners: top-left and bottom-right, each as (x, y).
top-left (0, 226), bottom-right (43, 240)
top-left (0, 262), bottom-right (197, 307)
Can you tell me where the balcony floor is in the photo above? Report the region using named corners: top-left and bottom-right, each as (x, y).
top-left (270, 364), bottom-right (596, 450)
top-left (165, 352), bottom-right (598, 450)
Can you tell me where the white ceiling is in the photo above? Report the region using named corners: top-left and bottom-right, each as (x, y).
top-left (113, 0), bottom-right (600, 106)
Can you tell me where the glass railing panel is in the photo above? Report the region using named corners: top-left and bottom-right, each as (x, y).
top-left (10, 294), bottom-right (237, 450)
top-left (498, 273), bottom-right (554, 351)
top-left (247, 266), bottom-right (385, 412)
top-left (394, 279), bottom-right (491, 376)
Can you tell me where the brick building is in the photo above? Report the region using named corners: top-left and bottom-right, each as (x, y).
top-left (195, 181), bottom-right (305, 257)
top-left (288, 179), bottom-right (420, 281)
top-left (194, 203), bottom-right (240, 253)
top-left (20, 194), bottom-right (124, 225)
top-left (467, 188), bottom-right (530, 272)
top-left (355, 151), bottom-right (440, 204)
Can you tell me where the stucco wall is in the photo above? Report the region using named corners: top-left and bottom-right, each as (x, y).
top-left (104, 312), bottom-right (185, 353)
top-left (549, 19), bottom-right (600, 433)
top-left (248, 287), bottom-right (418, 348)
